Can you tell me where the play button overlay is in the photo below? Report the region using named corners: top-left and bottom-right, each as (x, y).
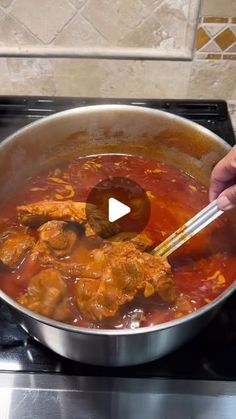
top-left (86, 177), bottom-right (150, 239)
top-left (108, 197), bottom-right (131, 222)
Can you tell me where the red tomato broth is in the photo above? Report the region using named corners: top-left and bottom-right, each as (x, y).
top-left (0, 154), bottom-right (235, 329)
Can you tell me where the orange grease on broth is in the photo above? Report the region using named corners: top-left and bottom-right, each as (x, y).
top-left (0, 154), bottom-right (236, 329)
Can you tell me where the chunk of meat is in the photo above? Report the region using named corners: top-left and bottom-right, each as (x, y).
top-left (17, 268), bottom-right (70, 321)
top-left (38, 220), bottom-right (77, 258)
top-left (31, 220), bottom-right (102, 277)
top-left (108, 232), bottom-right (154, 251)
top-left (0, 226), bottom-right (35, 268)
top-left (32, 230), bottom-right (154, 280)
top-left (76, 242), bottom-right (176, 321)
top-left (17, 200), bottom-right (119, 238)
top-left (17, 201), bottom-right (87, 225)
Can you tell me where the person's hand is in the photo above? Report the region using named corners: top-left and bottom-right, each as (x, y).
top-left (210, 145), bottom-right (236, 211)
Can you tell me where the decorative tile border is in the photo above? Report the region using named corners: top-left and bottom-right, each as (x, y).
top-left (195, 17), bottom-right (236, 60)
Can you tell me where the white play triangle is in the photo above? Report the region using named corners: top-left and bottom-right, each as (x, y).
top-left (108, 197), bottom-right (131, 222)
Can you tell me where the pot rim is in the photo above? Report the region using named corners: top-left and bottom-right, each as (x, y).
top-left (1, 282), bottom-right (235, 335)
top-left (0, 104), bottom-right (234, 336)
top-left (0, 104), bottom-right (232, 154)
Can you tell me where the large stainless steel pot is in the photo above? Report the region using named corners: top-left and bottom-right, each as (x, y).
top-left (0, 105), bottom-right (235, 366)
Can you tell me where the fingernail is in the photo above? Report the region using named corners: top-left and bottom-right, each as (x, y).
top-left (217, 195), bottom-right (232, 211)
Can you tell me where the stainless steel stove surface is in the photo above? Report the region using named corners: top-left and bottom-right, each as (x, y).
top-left (0, 97), bottom-right (235, 419)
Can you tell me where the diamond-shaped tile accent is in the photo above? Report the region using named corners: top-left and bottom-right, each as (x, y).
top-left (10, 0), bottom-right (76, 44)
top-left (201, 40), bottom-right (221, 53)
top-left (196, 27), bottom-right (210, 50)
top-left (204, 23), bottom-right (226, 37)
top-left (215, 28), bottom-right (236, 51)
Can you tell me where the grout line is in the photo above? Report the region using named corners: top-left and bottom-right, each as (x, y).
top-left (79, 11), bottom-right (108, 42)
top-left (50, 8), bottom-right (78, 44)
top-left (7, 13), bottom-right (44, 45)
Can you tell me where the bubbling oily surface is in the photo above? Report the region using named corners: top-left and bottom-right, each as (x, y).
top-left (0, 154), bottom-right (235, 329)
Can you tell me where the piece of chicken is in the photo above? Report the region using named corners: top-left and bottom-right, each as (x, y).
top-left (0, 226), bottom-right (35, 268)
top-left (76, 242), bottom-right (176, 321)
top-left (17, 268), bottom-right (71, 321)
top-left (17, 200), bottom-right (119, 238)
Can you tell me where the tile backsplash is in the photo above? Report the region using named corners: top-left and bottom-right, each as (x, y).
top-left (0, 0), bottom-right (235, 100)
top-left (0, 0), bottom-right (200, 59)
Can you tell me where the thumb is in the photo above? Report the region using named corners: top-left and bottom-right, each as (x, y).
top-left (217, 185), bottom-right (236, 211)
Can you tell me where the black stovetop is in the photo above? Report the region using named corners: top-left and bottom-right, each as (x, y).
top-left (0, 96), bottom-right (235, 380)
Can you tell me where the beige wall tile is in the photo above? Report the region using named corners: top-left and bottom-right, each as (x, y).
top-left (53, 13), bottom-right (108, 47)
top-left (232, 83), bottom-right (236, 99)
top-left (10, 0), bottom-right (76, 44)
top-left (81, 0), bottom-right (149, 43)
top-left (146, 0), bottom-right (197, 50)
top-left (201, 0), bottom-right (236, 17)
top-left (187, 60), bottom-right (236, 99)
top-left (117, 13), bottom-right (163, 49)
top-left (0, 57), bottom-right (234, 101)
top-left (53, 59), bottom-right (145, 97)
top-left (7, 58), bottom-right (56, 95)
top-left (99, 60), bottom-right (146, 97)
top-left (53, 59), bottom-right (105, 96)
top-left (0, 0), bottom-right (13, 7)
top-left (0, 56), bottom-right (234, 101)
top-left (52, 58), bottom-right (192, 99)
top-left (118, 1), bottom-right (195, 50)
top-left (80, 0), bottom-right (196, 51)
top-left (0, 58), bottom-right (13, 94)
top-left (0, 15), bottom-right (39, 47)
top-left (143, 61), bottom-right (192, 98)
